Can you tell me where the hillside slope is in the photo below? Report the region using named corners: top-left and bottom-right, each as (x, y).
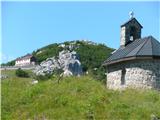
top-left (33, 40), bottom-right (114, 70)
top-left (3, 40), bottom-right (114, 69)
top-left (2, 40), bottom-right (114, 81)
top-left (2, 70), bottom-right (160, 120)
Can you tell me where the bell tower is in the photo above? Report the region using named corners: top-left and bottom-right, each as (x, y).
top-left (120, 12), bottom-right (143, 47)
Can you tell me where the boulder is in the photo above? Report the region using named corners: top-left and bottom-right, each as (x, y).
top-left (63, 69), bottom-right (73, 77)
top-left (31, 79), bottom-right (38, 84)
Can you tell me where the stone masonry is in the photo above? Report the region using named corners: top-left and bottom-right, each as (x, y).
top-left (107, 59), bottom-right (160, 90)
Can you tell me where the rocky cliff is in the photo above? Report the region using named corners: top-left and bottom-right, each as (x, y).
top-left (33, 50), bottom-right (83, 76)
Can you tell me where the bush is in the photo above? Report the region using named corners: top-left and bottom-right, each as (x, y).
top-left (34, 73), bottom-right (53, 81)
top-left (15, 68), bottom-right (29, 78)
top-left (91, 66), bottom-right (106, 83)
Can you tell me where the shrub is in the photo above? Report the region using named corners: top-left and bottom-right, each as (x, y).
top-left (15, 68), bottom-right (29, 78)
top-left (34, 73), bottom-right (53, 81)
top-left (91, 66), bottom-right (106, 83)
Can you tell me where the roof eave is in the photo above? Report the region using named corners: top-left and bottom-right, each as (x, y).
top-left (103, 56), bottom-right (160, 66)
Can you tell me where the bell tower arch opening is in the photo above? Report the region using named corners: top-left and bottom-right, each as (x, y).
top-left (129, 26), bottom-right (137, 41)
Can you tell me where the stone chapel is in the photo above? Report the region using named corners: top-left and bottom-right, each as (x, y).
top-left (103, 13), bottom-right (160, 90)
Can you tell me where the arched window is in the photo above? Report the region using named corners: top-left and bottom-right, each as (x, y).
top-left (121, 68), bottom-right (126, 85)
top-left (130, 26), bottom-right (137, 41)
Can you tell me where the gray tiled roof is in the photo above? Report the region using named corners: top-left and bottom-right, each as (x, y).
top-left (104, 36), bottom-right (160, 65)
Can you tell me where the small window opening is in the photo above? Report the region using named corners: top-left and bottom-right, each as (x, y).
top-left (130, 36), bottom-right (133, 41)
top-left (121, 68), bottom-right (126, 85)
top-left (129, 26), bottom-right (137, 41)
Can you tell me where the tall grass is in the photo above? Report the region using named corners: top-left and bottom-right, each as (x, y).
top-left (1, 70), bottom-right (160, 120)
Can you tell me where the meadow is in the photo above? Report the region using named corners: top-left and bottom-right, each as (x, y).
top-left (1, 70), bottom-right (160, 120)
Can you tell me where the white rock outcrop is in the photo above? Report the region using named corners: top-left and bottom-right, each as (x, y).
top-left (33, 50), bottom-right (83, 76)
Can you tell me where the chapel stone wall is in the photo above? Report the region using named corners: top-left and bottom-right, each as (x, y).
top-left (107, 59), bottom-right (160, 90)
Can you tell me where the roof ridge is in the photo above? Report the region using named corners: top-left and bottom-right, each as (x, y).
top-left (134, 38), bottom-right (149, 56)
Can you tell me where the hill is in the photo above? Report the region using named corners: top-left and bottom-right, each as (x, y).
top-left (34, 40), bottom-right (114, 71)
top-left (2, 40), bottom-right (114, 81)
top-left (1, 70), bottom-right (160, 120)
top-left (3, 40), bottom-right (113, 68)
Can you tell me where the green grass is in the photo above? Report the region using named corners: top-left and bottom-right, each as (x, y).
top-left (1, 70), bottom-right (160, 120)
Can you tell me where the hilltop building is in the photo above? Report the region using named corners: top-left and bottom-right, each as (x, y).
top-left (103, 12), bottom-right (160, 90)
top-left (15, 54), bottom-right (36, 66)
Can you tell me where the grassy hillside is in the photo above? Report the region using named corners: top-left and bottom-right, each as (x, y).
top-left (2, 70), bottom-right (160, 120)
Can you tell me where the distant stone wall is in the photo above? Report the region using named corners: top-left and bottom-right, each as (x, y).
top-left (106, 59), bottom-right (160, 90)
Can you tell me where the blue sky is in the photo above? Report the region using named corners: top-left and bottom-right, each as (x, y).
top-left (1, 1), bottom-right (160, 63)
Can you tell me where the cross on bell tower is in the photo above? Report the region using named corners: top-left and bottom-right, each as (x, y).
top-left (129, 11), bottom-right (134, 19)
